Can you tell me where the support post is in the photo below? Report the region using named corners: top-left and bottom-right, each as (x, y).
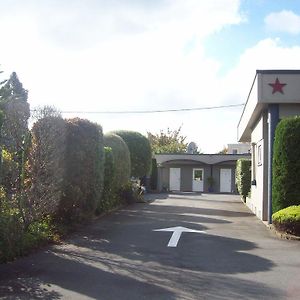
top-left (267, 104), bottom-right (279, 224)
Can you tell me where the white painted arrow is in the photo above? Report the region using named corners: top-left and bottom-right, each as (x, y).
top-left (153, 226), bottom-right (206, 247)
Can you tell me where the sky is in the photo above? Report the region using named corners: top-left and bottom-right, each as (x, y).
top-left (1, 0), bottom-right (300, 153)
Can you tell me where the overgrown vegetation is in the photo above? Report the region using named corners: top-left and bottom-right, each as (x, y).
top-left (272, 117), bottom-right (300, 213)
top-left (0, 68), bottom-right (152, 263)
top-left (235, 159), bottom-right (251, 202)
top-left (272, 205), bottom-right (300, 236)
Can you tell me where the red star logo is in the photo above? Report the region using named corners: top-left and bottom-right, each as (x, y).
top-left (268, 78), bottom-right (286, 94)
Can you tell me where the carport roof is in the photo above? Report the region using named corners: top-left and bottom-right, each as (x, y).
top-left (155, 153), bottom-right (250, 165)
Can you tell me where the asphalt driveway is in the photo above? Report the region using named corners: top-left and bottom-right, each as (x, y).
top-left (0, 193), bottom-right (299, 299)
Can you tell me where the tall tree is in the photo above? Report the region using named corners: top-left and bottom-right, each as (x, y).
top-left (0, 72), bottom-right (30, 153)
top-left (147, 126), bottom-right (188, 154)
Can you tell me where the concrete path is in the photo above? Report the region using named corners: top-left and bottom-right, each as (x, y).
top-left (1, 193), bottom-right (300, 299)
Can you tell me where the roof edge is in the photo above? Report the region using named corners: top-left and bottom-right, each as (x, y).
top-left (256, 69), bottom-right (300, 74)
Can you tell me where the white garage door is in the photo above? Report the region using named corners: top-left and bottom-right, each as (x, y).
top-left (169, 168), bottom-right (181, 191)
top-left (220, 169), bottom-right (232, 193)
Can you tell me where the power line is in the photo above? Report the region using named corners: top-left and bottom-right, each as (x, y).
top-left (31, 103), bottom-right (245, 115)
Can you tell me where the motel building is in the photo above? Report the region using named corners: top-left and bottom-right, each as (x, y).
top-left (237, 70), bottom-right (300, 224)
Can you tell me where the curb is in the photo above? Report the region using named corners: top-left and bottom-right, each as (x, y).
top-left (268, 224), bottom-right (300, 241)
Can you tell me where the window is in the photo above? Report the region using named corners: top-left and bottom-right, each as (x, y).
top-left (194, 169), bottom-right (203, 181)
top-left (232, 149), bottom-right (238, 154)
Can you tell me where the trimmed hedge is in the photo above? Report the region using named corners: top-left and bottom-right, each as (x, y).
top-left (236, 159), bottom-right (251, 201)
top-left (97, 147), bottom-right (115, 213)
top-left (103, 133), bottom-right (131, 187)
top-left (272, 205), bottom-right (300, 236)
top-left (57, 118), bottom-right (104, 223)
top-left (113, 130), bottom-right (152, 178)
top-left (272, 117), bottom-right (300, 213)
top-left (27, 116), bottom-right (66, 220)
top-left (150, 158), bottom-right (158, 190)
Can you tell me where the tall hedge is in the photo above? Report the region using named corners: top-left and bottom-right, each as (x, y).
top-left (103, 133), bottom-right (131, 187)
top-left (97, 147), bottom-right (115, 213)
top-left (27, 117), bottom-right (66, 220)
top-left (150, 158), bottom-right (158, 190)
top-left (57, 118), bottom-right (104, 222)
top-left (113, 130), bottom-right (152, 178)
top-left (272, 117), bottom-right (300, 213)
top-left (235, 159), bottom-right (251, 201)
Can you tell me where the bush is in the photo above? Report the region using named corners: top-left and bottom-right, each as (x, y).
top-left (1, 149), bottom-right (19, 195)
top-left (27, 116), bottom-right (66, 221)
top-left (235, 159), bottom-right (251, 201)
top-left (57, 118), bottom-right (104, 223)
top-left (150, 158), bottom-right (158, 190)
top-left (0, 187), bottom-right (24, 262)
top-left (97, 147), bottom-right (116, 213)
top-left (273, 117), bottom-right (300, 213)
top-left (113, 130), bottom-right (152, 178)
top-left (103, 133), bottom-right (131, 187)
top-left (272, 205), bottom-right (300, 236)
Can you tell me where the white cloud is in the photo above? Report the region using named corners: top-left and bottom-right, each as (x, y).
top-left (264, 10), bottom-right (300, 35)
top-left (4, 1), bottom-right (300, 153)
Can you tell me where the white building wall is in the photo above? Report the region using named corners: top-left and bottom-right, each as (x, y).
top-left (227, 143), bottom-right (251, 154)
top-left (247, 116), bottom-right (265, 220)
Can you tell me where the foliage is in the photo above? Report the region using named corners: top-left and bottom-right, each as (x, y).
top-left (272, 117), bottom-right (300, 213)
top-left (0, 186), bottom-right (57, 262)
top-left (97, 147), bottom-right (116, 213)
top-left (0, 187), bottom-right (24, 262)
top-left (217, 147), bottom-right (228, 154)
top-left (27, 116), bottom-right (66, 221)
top-left (235, 159), bottom-right (251, 201)
top-left (113, 130), bottom-right (152, 178)
top-left (0, 72), bottom-right (30, 154)
top-left (1, 149), bottom-right (19, 195)
top-left (147, 126), bottom-right (188, 154)
top-left (272, 205), bottom-right (300, 236)
top-left (103, 133), bottom-right (131, 187)
top-left (31, 105), bottom-right (62, 121)
top-left (57, 118), bottom-right (104, 223)
top-left (118, 181), bottom-right (142, 204)
top-left (150, 158), bottom-right (158, 190)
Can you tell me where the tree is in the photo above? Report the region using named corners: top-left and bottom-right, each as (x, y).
top-left (31, 105), bottom-right (61, 121)
top-left (147, 126), bottom-right (188, 154)
top-left (217, 147), bottom-right (228, 154)
top-left (0, 72), bottom-right (30, 154)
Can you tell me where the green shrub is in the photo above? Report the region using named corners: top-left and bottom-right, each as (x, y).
top-left (27, 116), bottom-right (66, 220)
top-left (235, 159), bottom-right (251, 201)
top-left (103, 133), bottom-right (131, 187)
top-left (1, 149), bottom-right (19, 195)
top-left (97, 147), bottom-right (116, 213)
top-left (57, 118), bottom-right (104, 223)
top-left (113, 130), bottom-right (152, 178)
top-left (0, 187), bottom-right (24, 262)
top-left (273, 117), bottom-right (300, 213)
top-left (118, 181), bottom-right (141, 204)
top-left (272, 205), bottom-right (300, 236)
top-left (150, 158), bottom-right (158, 190)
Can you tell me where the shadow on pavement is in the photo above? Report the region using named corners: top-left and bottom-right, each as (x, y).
top-left (0, 197), bottom-right (280, 300)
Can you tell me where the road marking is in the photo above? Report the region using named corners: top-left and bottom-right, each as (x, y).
top-left (153, 226), bottom-right (206, 247)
